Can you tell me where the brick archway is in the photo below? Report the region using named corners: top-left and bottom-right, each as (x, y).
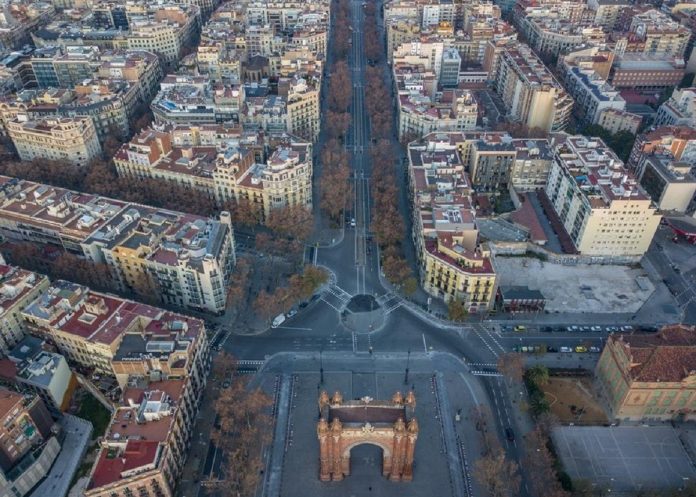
top-left (317, 391), bottom-right (418, 482)
top-left (342, 441), bottom-right (391, 477)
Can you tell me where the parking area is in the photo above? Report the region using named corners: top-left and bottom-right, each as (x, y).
top-left (495, 258), bottom-right (654, 313)
top-left (552, 426), bottom-right (696, 494)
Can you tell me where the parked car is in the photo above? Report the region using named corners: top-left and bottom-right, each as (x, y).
top-left (591, 326), bottom-right (602, 332)
top-left (589, 346), bottom-right (600, 353)
top-left (575, 346), bottom-right (588, 353)
top-left (287, 309), bottom-right (298, 318)
top-left (272, 313), bottom-right (286, 328)
top-left (560, 346), bottom-right (573, 353)
top-left (547, 346), bottom-right (558, 353)
top-left (514, 325), bottom-right (526, 332)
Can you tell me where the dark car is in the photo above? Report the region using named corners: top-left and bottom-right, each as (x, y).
top-left (505, 428), bottom-right (515, 442)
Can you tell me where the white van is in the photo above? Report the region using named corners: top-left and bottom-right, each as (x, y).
top-left (272, 314), bottom-right (286, 328)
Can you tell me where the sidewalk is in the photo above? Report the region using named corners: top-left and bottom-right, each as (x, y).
top-left (178, 381), bottom-right (220, 497)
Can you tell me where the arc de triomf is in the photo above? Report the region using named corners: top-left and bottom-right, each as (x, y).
top-left (316, 390), bottom-right (419, 482)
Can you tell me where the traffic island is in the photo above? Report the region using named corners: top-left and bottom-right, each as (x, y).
top-left (341, 294), bottom-right (385, 333)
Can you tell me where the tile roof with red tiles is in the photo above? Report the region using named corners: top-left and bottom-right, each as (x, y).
top-left (88, 440), bottom-right (161, 490)
top-left (613, 325), bottom-right (696, 382)
top-left (510, 195), bottom-right (547, 244)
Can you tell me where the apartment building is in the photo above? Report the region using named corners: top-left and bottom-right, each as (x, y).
top-left (634, 155), bottom-right (696, 213)
top-left (629, 126), bottom-right (696, 169)
top-left (281, 75), bottom-right (320, 142)
top-left (386, 18), bottom-right (421, 60)
top-left (587, 0), bottom-right (629, 31)
top-left (545, 135), bottom-right (661, 256)
top-left (492, 43), bottom-right (573, 132)
top-left (97, 50), bottom-right (164, 103)
top-left (393, 39), bottom-right (444, 76)
top-left (126, 4), bottom-right (201, 67)
top-left (0, 265), bottom-right (49, 354)
top-left (0, 387), bottom-right (57, 497)
top-left (0, 81), bottom-right (139, 143)
top-left (407, 133), bottom-right (497, 312)
top-left (84, 322), bottom-right (207, 496)
top-left (0, 177), bottom-right (236, 313)
top-left (7, 336), bottom-right (77, 417)
top-left (596, 325), bottom-right (696, 421)
top-left (627, 9), bottom-right (691, 59)
top-left (396, 76), bottom-right (478, 139)
top-left (151, 74), bottom-right (243, 125)
top-left (563, 66), bottom-right (626, 125)
top-left (7, 116), bottom-right (101, 166)
top-left (519, 9), bottom-right (606, 57)
top-left (22, 280), bottom-right (209, 384)
top-left (656, 87), bottom-right (696, 127)
top-left (509, 138), bottom-right (554, 192)
top-left (469, 135), bottom-right (516, 190)
top-left (114, 125), bottom-right (311, 219)
top-left (596, 108), bottom-right (642, 135)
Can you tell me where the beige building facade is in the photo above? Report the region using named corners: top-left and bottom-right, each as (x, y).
top-left (7, 116), bottom-right (101, 166)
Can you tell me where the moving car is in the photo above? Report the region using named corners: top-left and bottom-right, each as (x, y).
top-left (505, 428), bottom-right (515, 441)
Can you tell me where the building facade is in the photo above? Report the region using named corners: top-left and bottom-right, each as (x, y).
top-left (596, 326), bottom-right (696, 421)
top-left (7, 116), bottom-right (101, 166)
top-left (544, 135), bottom-right (661, 257)
top-left (407, 133), bottom-right (498, 312)
top-left (0, 265), bottom-right (49, 354)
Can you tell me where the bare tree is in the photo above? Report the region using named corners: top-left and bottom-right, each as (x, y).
top-left (524, 426), bottom-right (571, 497)
top-left (497, 353), bottom-right (525, 385)
top-left (212, 370), bottom-right (273, 496)
top-left (473, 445), bottom-right (521, 497)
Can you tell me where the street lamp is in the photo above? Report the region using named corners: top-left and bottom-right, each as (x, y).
top-left (404, 349), bottom-right (411, 385)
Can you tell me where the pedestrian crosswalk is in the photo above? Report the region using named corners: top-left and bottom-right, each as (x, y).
top-left (377, 292), bottom-right (402, 314)
top-left (321, 284), bottom-right (352, 311)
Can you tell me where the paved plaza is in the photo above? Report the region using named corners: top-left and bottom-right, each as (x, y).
top-left (278, 371), bottom-right (455, 497)
top-left (552, 426), bottom-right (696, 494)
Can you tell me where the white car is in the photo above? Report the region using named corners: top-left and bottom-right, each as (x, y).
top-left (350, 218), bottom-right (356, 227)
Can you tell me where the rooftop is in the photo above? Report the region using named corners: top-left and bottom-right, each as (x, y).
top-left (612, 325), bottom-right (696, 382)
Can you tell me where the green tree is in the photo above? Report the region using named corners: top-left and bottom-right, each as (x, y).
top-left (527, 364), bottom-right (550, 387)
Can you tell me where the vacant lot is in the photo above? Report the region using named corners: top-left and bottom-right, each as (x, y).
top-left (543, 377), bottom-right (608, 424)
top-left (495, 258), bottom-right (654, 313)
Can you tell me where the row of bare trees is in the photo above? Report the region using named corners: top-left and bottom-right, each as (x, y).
top-left (211, 353), bottom-right (273, 497)
top-left (319, 139), bottom-right (352, 224)
top-left (318, 0), bottom-right (353, 223)
top-left (370, 140), bottom-right (415, 291)
top-left (3, 242), bottom-right (120, 295)
top-left (363, 2), bottom-right (382, 64)
top-left (471, 404), bottom-right (521, 497)
top-left (330, 0), bottom-right (351, 60)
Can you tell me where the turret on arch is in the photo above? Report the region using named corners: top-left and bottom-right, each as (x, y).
top-left (317, 391), bottom-right (419, 482)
